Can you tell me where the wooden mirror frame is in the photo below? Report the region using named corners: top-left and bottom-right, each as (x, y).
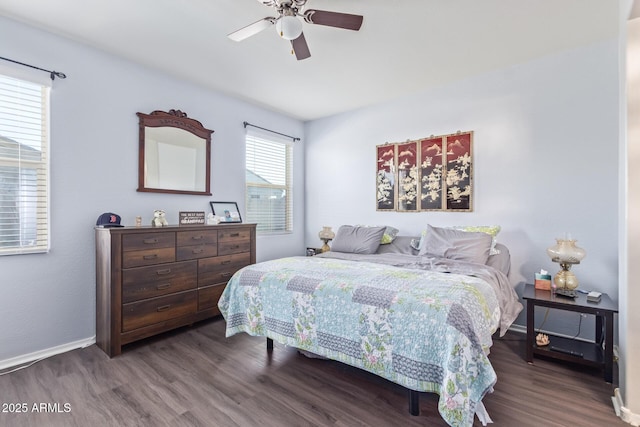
top-left (137, 109), bottom-right (213, 195)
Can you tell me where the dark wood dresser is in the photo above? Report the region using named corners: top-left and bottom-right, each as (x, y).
top-left (95, 223), bottom-right (256, 357)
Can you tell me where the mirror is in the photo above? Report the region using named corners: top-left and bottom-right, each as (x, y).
top-left (137, 109), bottom-right (213, 195)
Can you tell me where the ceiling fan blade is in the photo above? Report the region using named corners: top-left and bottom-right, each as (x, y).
top-left (291, 32), bottom-right (311, 60)
top-left (303, 9), bottom-right (363, 31)
top-left (227, 17), bottom-right (276, 42)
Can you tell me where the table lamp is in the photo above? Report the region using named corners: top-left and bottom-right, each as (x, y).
top-left (318, 226), bottom-right (335, 253)
top-left (546, 236), bottom-right (586, 290)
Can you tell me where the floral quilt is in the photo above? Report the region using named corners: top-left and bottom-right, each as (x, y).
top-left (219, 255), bottom-right (511, 427)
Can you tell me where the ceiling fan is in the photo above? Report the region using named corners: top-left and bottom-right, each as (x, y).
top-left (228, 0), bottom-right (363, 60)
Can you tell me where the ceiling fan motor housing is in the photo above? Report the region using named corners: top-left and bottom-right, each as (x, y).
top-left (276, 15), bottom-right (303, 40)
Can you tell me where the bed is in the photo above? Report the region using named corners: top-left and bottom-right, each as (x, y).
top-left (218, 225), bottom-right (523, 427)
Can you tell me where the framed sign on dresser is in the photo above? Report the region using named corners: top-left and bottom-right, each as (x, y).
top-left (95, 223), bottom-right (256, 357)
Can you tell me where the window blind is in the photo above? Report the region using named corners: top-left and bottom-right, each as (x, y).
top-left (0, 73), bottom-right (50, 255)
top-left (245, 127), bottom-right (293, 233)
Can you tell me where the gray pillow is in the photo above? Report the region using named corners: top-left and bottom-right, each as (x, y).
top-left (331, 225), bottom-right (386, 254)
top-left (419, 224), bottom-right (492, 265)
top-left (375, 236), bottom-right (419, 255)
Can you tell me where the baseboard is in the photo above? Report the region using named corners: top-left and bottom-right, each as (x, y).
top-left (509, 323), bottom-right (603, 344)
top-left (614, 388), bottom-right (640, 426)
top-left (508, 324), bottom-right (526, 335)
top-left (0, 336), bottom-right (96, 372)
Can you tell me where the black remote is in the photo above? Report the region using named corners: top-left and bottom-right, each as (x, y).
top-left (550, 345), bottom-right (583, 358)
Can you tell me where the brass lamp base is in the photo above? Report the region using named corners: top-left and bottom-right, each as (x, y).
top-left (553, 260), bottom-right (579, 290)
top-left (320, 239), bottom-right (331, 253)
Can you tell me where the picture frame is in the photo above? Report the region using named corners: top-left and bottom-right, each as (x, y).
top-left (209, 201), bottom-right (242, 223)
top-left (375, 131), bottom-right (474, 213)
top-left (179, 211), bottom-right (205, 226)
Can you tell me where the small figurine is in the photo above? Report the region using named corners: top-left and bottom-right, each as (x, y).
top-left (207, 213), bottom-right (220, 225)
top-left (151, 209), bottom-right (169, 227)
top-left (135, 216), bottom-right (142, 227)
top-left (536, 333), bottom-right (550, 347)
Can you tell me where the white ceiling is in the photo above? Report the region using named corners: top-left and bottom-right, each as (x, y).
top-left (0, 0), bottom-right (618, 121)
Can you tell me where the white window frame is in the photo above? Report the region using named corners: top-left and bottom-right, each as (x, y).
top-left (245, 126), bottom-right (293, 234)
top-left (0, 66), bottom-right (51, 256)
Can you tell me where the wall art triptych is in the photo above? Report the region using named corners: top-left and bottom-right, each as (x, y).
top-left (376, 131), bottom-right (473, 212)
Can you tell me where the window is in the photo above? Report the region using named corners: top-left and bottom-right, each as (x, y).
top-left (245, 127), bottom-right (293, 233)
top-left (0, 73), bottom-right (50, 255)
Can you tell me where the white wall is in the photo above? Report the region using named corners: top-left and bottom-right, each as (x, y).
top-left (304, 40), bottom-right (620, 337)
top-left (620, 4), bottom-right (640, 419)
top-left (0, 16), bottom-right (304, 364)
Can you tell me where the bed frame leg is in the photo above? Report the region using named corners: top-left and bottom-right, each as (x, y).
top-left (408, 390), bottom-right (420, 416)
top-left (266, 337), bottom-right (273, 352)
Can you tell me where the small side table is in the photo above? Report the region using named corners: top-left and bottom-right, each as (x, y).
top-left (523, 284), bottom-right (618, 383)
top-left (306, 247), bottom-right (322, 256)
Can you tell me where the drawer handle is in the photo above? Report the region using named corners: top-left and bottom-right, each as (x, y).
top-left (221, 260), bottom-right (232, 265)
top-left (156, 268), bottom-right (172, 275)
top-left (221, 272), bottom-right (232, 278)
top-left (229, 233), bottom-right (240, 237)
top-left (143, 254), bottom-right (158, 260)
top-left (157, 304), bottom-right (171, 312)
top-left (192, 235), bottom-right (204, 240)
top-left (232, 245), bottom-right (240, 250)
top-left (156, 283), bottom-right (171, 290)
top-left (192, 248), bottom-right (204, 254)
top-left (143, 238), bottom-right (158, 244)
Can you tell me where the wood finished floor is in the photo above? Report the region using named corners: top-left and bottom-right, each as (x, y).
top-left (0, 318), bottom-right (623, 427)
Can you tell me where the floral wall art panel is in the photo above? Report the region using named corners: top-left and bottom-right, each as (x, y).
top-left (376, 144), bottom-right (396, 211)
top-left (397, 140), bottom-right (419, 212)
top-left (376, 131), bottom-right (473, 212)
top-left (444, 131), bottom-right (473, 211)
top-left (419, 136), bottom-right (445, 211)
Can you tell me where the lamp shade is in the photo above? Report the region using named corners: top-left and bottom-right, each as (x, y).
top-left (546, 238), bottom-right (586, 263)
top-left (318, 226), bottom-right (335, 241)
top-left (276, 15), bottom-right (303, 40)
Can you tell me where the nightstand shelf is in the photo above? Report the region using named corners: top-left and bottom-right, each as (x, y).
top-left (523, 284), bottom-right (618, 383)
top-left (533, 335), bottom-right (603, 367)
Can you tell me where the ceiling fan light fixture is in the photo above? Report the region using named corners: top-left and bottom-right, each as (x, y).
top-left (276, 15), bottom-right (302, 40)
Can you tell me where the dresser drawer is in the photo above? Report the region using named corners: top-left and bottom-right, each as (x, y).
top-left (218, 229), bottom-right (251, 242)
top-left (122, 290), bottom-right (197, 332)
top-left (122, 247), bottom-right (175, 269)
top-left (177, 230), bottom-right (217, 246)
top-left (176, 244), bottom-right (218, 261)
top-left (122, 261), bottom-right (197, 303)
top-left (198, 283), bottom-right (226, 311)
top-left (218, 240), bottom-right (250, 255)
top-left (122, 232), bottom-right (175, 251)
top-left (218, 229), bottom-right (251, 255)
top-left (198, 253), bottom-right (250, 286)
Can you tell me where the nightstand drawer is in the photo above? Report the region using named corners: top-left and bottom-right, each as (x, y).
top-left (122, 290), bottom-right (197, 332)
top-left (122, 261), bottom-right (197, 303)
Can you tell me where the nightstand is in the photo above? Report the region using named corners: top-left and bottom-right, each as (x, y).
top-left (523, 284), bottom-right (618, 383)
top-left (306, 247), bottom-right (322, 256)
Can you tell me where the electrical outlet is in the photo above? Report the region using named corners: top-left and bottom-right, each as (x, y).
top-left (580, 313), bottom-right (587, 318)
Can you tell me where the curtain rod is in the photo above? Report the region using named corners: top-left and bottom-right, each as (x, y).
top-left (0, 56), bottom-right (67, 81)
top-left (243, 121), bottom-right (300, 142)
